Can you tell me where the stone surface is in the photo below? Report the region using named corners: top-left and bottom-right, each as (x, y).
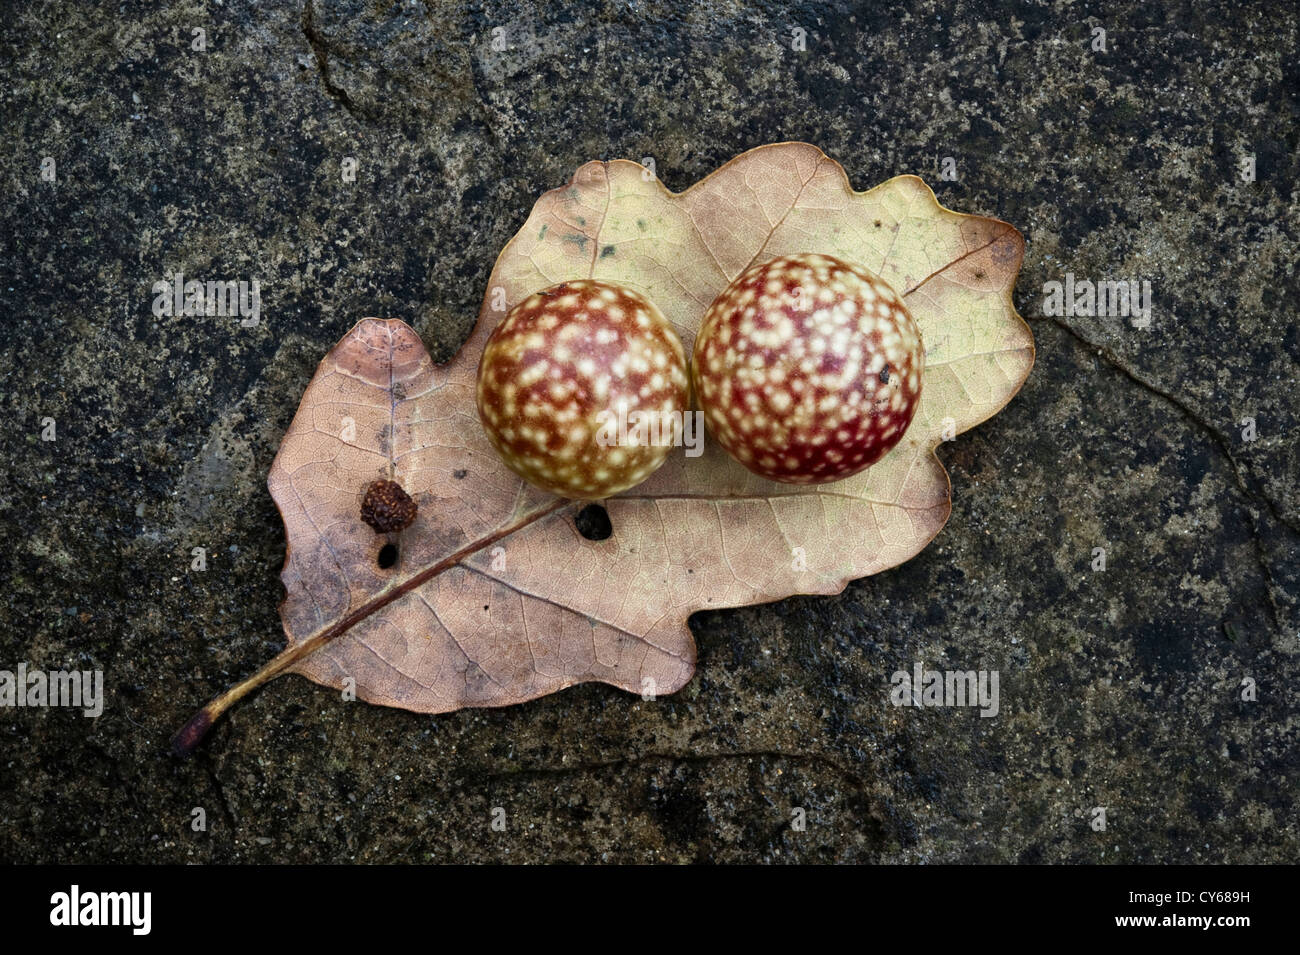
top-left (1, 0), bottom-right (1295, 862)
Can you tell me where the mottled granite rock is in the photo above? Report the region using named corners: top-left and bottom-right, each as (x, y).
top-left (0, 0), bottom-right (1295, 862)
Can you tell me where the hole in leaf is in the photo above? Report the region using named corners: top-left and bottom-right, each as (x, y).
top-left (575, 504), bottom-right (613, 541)
top-left (377, 543), bottom-right (398, 569)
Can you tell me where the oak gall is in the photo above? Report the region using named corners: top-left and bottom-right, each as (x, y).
top-left (476, 280), bottom-right (689, 499)
top-left (693, 253), bottom-right (924, 484)
top-left (360, 479), bottom-right (418, 533)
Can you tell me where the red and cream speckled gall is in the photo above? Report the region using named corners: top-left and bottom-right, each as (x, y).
top-left (692, 252), bottom-right (924, 484)
top-left (476, 279), bottom-right (689, 499)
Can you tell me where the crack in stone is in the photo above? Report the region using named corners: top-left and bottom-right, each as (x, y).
top-left (200, 754), bottom-right (237, 837)
top-left (465, 53), bottom-right (507, 154)
top-left (301, 0), bottom-right (378, 123)
top-left (1036, 316), bottom-right (1298, 536)
top-left (474, 748), bottom-right (875, 794)
top-left (299, 0), bottom-right (504, 145)
top-left (1038, 316), bottom-right (1294, 634)
top-left (368, 748), bottom-right (877, 861)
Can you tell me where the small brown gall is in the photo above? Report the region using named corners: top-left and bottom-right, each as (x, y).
top-left (360, 479), bottom-right (418, 533)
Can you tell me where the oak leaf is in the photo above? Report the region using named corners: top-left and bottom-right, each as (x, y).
top-left (174, 142), bottom-right (1033, 754)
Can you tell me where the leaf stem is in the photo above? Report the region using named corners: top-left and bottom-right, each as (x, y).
top-left (172, 496), bottom-right (571, 757)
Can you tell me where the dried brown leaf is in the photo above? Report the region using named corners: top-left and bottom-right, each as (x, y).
top-left (174, 142), bottom-right (1033, 753)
